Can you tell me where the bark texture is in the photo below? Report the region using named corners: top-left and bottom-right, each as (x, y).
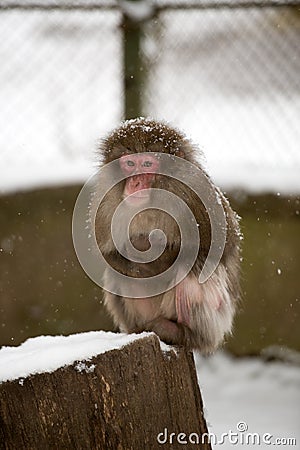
top-left (0, 334), bottom-right (211, 449)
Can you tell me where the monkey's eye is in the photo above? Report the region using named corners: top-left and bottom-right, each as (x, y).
top-left (126, 160), bottom-right (135, 167)
top-left (143, 161), bottom-right (153, 167)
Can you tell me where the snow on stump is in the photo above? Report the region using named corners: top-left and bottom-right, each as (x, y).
top-left (0, 332), bottom-right (211, 449)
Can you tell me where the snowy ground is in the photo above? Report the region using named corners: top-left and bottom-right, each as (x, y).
top-left (0, 331), bottom-right (299, 449)
top-left (195, 351), bottom-right (300, 449)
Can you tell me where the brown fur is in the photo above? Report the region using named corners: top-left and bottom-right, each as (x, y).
top-left (94, 118), bottom-right (241, 353)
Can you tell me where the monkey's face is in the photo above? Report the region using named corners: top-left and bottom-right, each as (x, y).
top-left (119, 154), bottom-right (159, 206)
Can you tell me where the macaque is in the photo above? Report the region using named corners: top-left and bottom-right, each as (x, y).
top-left (94, 118), bottom-right (241, 353)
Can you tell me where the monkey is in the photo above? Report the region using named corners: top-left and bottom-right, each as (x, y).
top-left (93, 118), bottom-right (241, 354)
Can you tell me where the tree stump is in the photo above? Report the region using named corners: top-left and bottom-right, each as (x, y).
top-left (0, 334), bottom-right (211, 449)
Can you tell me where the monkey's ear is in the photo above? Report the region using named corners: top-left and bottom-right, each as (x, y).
top-left (104, 144), bottom-right (130, 161)
top-left (112, 144), bottom-right (130, 155)
top-left (174, 149), bottom-right (185, 158)
top-left (176, 140), bottom-right (197, 160)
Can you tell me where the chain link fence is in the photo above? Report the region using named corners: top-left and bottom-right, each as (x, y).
top-left (0, 3), bottom-right (123, 191)
top-left (0, 1), bottom-right (299, 193)
top-left (143, 4), bottom-right (300, 192)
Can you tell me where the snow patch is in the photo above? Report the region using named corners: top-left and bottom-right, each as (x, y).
top-left (195, 351), bottom-right (300, 449)
top-left (0, 331), bottom-right (159, 383)
top-left (121, 1), bottom-right (155, 23)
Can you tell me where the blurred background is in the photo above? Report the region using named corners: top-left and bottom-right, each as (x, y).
top-left (0, 0), bottom-right (299, 358)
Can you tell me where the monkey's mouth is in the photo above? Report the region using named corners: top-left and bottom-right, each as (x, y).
top-left (124, 190), bottom-right (151, 206)
top-left (124, 175), bottom-right (153, 206)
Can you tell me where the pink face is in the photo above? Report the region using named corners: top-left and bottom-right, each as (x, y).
top-left (119, 154), bottom-right (159, 205)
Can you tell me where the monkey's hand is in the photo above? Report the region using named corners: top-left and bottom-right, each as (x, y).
top-left (142, 317), bottom-right (191, 347)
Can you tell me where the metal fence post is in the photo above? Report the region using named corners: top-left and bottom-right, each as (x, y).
top-left (122, 0), bottom-right (145, 120)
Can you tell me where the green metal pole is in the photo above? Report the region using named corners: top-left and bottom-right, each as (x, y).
top-left (122, 0), bottom-right (144, 120)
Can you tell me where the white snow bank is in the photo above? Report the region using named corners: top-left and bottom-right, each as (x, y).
top-left (0, 330), bottom-right (166, 383)
top-left (195, 351), bottom-right (300, 449)
top-left (0, 158), bottom-right (94, 196)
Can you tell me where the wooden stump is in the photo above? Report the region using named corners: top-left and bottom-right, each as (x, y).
top-left (0, 334), bottom-right (211, 449)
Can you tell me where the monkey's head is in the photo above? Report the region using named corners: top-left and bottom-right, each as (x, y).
top-left (99, 118), bottom-right (198, 206)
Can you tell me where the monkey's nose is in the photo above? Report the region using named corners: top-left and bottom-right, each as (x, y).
top-left (132, 175), bottom-right (143, 186)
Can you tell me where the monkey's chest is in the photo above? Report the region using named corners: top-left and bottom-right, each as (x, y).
top-left (105, 233), bottom-right (178, 279)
